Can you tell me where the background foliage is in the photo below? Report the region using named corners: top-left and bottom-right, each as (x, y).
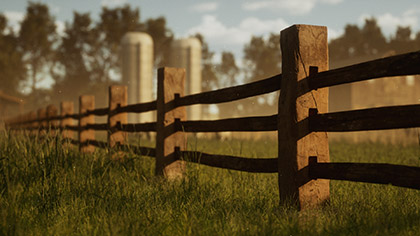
top-left (1, 2), bottom-right (420, 113)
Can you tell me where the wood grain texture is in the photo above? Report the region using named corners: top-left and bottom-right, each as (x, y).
top-left (178, 115), bottom-right (277, 132)
top-left (174, 74), bottom-right (281, 107)
top-left (60, 101), bottom-right (74, 139)
top-left (309, 50), bottom-right (420, 90)
top-left (278, 24), bottom-right (330, 209)
top-left (85, 107), bottom-right (109, 116)
top-left (114, 101), bottom-right (157, 114)
top-left (108, 85), bottom-right (128, 148)
top-left (309, 157), bottom-right (420, 190)
top-left (155, 67), bottom-right (187, 180)
top-left (117, 122), bottom-right (157, 132)
top-left (310, 104), bottom-right (420, 132)
top-left (79, 95), bottom-right (95, 153)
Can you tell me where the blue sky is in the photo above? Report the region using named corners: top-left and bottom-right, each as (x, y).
top-left (2, 0), bottom-right (420, 63)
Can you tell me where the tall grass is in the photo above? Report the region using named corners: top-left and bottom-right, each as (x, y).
top-left (0, 130), bottom-right (419, 235)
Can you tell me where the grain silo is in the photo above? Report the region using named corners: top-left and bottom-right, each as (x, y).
top-left (170, 38), bottom-right (202, 121)
top-left (120, 32), bottom-right (154, 123)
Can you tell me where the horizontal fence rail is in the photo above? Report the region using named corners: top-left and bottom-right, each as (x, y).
top-left (177, 115), bottom-right (277, 132)
top-left (309, 157), bottom-right (420, 190)
top-left (179, 149), bottom-right (278, 173)
top-left (5, 24), bottom-right (420, 211)
top-left (85, 107), bottom-right (109, 116)
top-left (85, 123), bottom-right (108, 131)
top-left (113, 101), bottom-right (157, 115)
top-left (117, 122), bottom-right (157, 132)
top-left (310, 104), bottom-right (420, 132)
top-left (174, 74), bottom-right (281, 107)
top-left (308, 50), bottom-right (420, 90)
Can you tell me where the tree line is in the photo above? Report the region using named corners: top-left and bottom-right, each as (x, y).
top-left (1, 2), bottom-right (420, 115)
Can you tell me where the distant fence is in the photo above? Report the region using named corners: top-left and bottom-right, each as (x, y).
top-left (5, 24), bottom-right (420, 210)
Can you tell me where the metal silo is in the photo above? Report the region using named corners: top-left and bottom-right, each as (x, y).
top-left (120, 32), bottom-right (154, 123)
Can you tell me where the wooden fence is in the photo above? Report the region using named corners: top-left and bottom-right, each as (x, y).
top-left (4, 24), bottom-right (420, 210)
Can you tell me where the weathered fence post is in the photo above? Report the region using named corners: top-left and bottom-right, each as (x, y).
top-left (47, 104), bottom-right (58, 135)
top-left (60, 101), bottom-right (74, 139)
top-left (278, 24), bottom-right (330, 209)
top-left (37, 107), bottom-right (47, 135)
top-left (155, 67), bottom-right (187, 179)
top-left (108, 85), bottom-right (127, 149)
top-left (79, 95), bottom-right (95, 153)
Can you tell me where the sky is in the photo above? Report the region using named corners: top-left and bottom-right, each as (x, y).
top-left (1, 0), bottom-right (420, 85)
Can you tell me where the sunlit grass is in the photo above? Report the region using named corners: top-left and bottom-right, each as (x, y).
top-left (0, 130), bottom-right (419, 235)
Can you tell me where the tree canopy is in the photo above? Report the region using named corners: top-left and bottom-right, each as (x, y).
top-left (1, 2), bottom-right (420, 115)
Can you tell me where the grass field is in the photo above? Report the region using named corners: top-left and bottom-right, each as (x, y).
top-left (0, 130), bottom-right (419, 235)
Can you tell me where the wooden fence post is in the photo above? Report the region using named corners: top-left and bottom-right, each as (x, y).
top-left (60, 101), bottom-right (74, 139)
top-left (108, 85), bottom-right (127, 148)
top-left (37, 107), bottom-right (47, 135)
top-left (47, 104), bottom-right (58, 135)
top-left (155, 67), bottom-right (187, 179)
top-left (79, 95), bottom-right (95, 153)
top-left (278, 24), bottom-right (330, 209)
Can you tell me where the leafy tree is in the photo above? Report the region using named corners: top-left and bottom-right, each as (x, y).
top-left (95, 5), bottom-right (143, 83)
top-left (329, 18), bottom-right (388, 61)
top-left (18, 2), bottom-right (57, 93)
top-left (329, 24), bottom-right (363, 60)
top-left (243, 33), bottom-right (281, 83)
top-left (0, 14), bottom-right (26, 95)
top-left (194, 33), bottom-right (218, 92)
top-left (241, 33), bottom-right (281, 116)
top-left (145, 17), bottom-right (173, 67)
top-left (216, 51), bottom-right (240, 118)
top-left (53, 12), bottom-right (97, 100)
top-left (389, 26), bottom-right (418, 54)
top-left (360, 18), bottom-right (388, 56)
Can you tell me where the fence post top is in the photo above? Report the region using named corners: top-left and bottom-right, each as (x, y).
top-left (109, 85), bottom-right (127, 90)
top-left (158, 67), bottom-right (186, 72)
top-left (79, 95), bottom-right (95, 102)
top-left (281, 24), bottom-right (327, 33)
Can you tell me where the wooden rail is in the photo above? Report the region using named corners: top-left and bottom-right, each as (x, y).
top-left (310, 104), bottom-right (420, 132)
top-left (179, 149), bottom-right (277, 173)
top-left (114, 101), bottom-right (157, 114)
top-left (174, 74), bottom-right (281, 107)
top-left (117, 122), bottom-right (157, 132)
top-left (309, 50), bottom-right (420, 90)
top-left (5, 24), bottom-right (420, 211)
top-left (309, 157), bottom-right (420, 190)
top-left (177, 115), bottom-right (277, 132)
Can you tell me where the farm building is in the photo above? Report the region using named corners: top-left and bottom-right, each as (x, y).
top-left (329, 52), bottom-right (420, 144)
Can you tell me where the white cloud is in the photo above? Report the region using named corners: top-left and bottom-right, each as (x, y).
top-left (189, 2), bottom-right (219, 13)
top-left (242, 0), bottom-right (343, 15)
top-left (101, 0), bottom-right (127, 7)
top-left (328, 28), bottom-right (343, 40)
top-left (55, 21), bottom-right (65, 36)
top-left (359, 9), bottom-right (419, 38)
top-left (320, 0), bottom-right (343, 4)
top-left (186, 15), bottom-right (288, 46)
top-left (4, 11), bottom-right (24, 33)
